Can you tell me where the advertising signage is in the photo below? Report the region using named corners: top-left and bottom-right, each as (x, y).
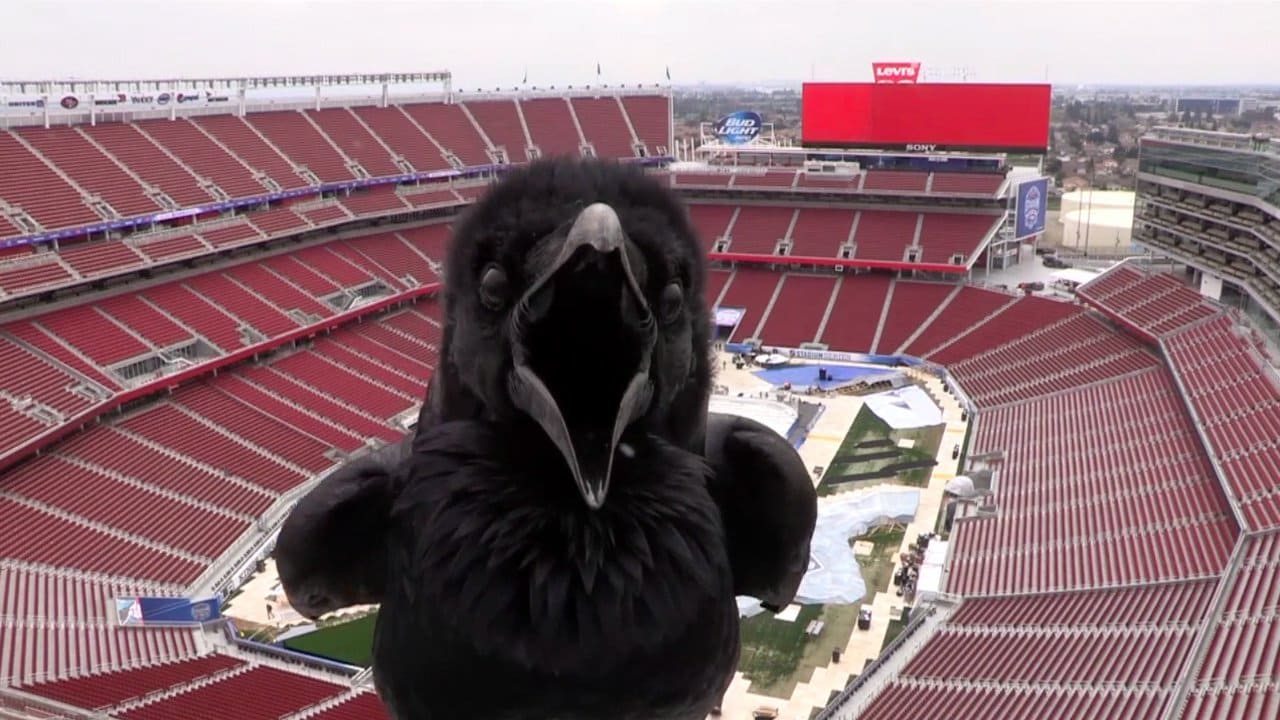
top-left (872, 62), bottom-right (921, 83)
top-left (1014, 177), bottom-right (1050, 239)
top-left (802, 82), bottom-right (1052, 153)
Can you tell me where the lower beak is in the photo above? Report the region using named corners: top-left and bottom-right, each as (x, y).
top-left (507, 203), bottom-right (656, 510)
top-left (509, 367), bottom-right (651, 509)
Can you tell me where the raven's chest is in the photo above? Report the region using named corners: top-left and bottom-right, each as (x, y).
top-left (376, 445), bottom-right (739, 718)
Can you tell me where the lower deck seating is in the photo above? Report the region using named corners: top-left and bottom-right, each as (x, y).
top-left (715, 269), bottom-right (782, 342)
top-left (1078, 263), bottom-right (1221, 338)
top-left (0, 566), bottom-right (205, 686)
top-left (903, 287), bottom-right (1013, 358)
top-left (1164, 316), bottom-right (1280, 531)
top-left (756, 274), bottom-right (836, 348)
top-left (307, 693), bottom-right (390, 720)
top-left (948, 368), bottom-right (1235, 596)
top-left (0, 299), bottom-right (434, 584)
top-left (117, 665), bottom-right (347, 720)
top-left (0, 496), bottom-right (206, 584)
top-left (22, 655), bottom-right (245, 710)
top-left (819, 274), bottom-right (893, 352)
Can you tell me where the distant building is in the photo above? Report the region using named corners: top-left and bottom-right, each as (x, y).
top-left (1175, 97), bottom-right (1242, 116)
top-left (1133, 127), bottom-right (1280, 341)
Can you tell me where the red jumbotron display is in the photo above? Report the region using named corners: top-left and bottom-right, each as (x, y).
top-left (802, 82), bottom-right (1052, 153)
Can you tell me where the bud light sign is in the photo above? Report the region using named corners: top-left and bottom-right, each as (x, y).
top-left (714, 111), bottom-right (762, 146)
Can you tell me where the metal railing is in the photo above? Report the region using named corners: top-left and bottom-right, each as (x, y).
top-left (1146, 127), bottom-right (1279, 157)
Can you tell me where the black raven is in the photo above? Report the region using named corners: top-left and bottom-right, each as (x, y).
top-left (275, 158), bottom-right (817, 719)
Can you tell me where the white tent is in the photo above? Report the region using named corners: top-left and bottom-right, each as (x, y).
top-left (710, 395), bottom-right (798, 441)
top-left (1051, 268), bottom-right (1101, 286)
top-left (915, 540), bottom-right (950, 602)
top-left (863, 385), bottom-right (943, 430)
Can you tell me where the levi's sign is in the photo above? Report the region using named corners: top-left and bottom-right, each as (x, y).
top-left (873, 62), bottom-right (921, 83)
top-left (713, 111), bottom-right (763, 145)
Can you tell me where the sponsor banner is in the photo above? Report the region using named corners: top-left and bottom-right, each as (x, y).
top-left (714, 307), bottom-right (746, 327)
top-left (712, 110), bottom-right (762, 146)
top-left (0, 89), bottom-right (236, 118)
top-left (760, 346), bottom-right (909, 366)
top-left (174, 89), bottom-right (234, 106)
top-left (116, 595), bottom-right (222, 627)
top-left (872, 62), bottom-right (921, 84)
top-left (801, 82), bottom-right (1052, 153)
top-left (1014, 177), bottom-right (1049, 239)
top-left (2, 95), bottom-right (47, 110)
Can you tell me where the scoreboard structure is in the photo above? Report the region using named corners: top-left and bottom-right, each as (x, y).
top-left (801, 82), bottom-right (1052, 154)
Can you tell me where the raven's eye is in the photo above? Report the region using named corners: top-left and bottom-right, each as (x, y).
top-left (479, 265), bottom-right (509, 310)
top-left (659, 282), bottom-right (683, 324)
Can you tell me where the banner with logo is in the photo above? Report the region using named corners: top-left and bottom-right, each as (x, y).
top-left (1014, 177), bottom-right (1049, 239)
top-left (872, 62), bottom-right (921, 83)
top-left (1, 89), bottom-right (236, 119)
top-left (2, 96), bottom-right (47, 109)
top-left (714, 307), bottom-right (746, 327)
top-left (171, 89), bottom-right (235, 107)
top-left (712, 111), bottom-right (762, 146)
top-left (115, 595), bottom-right (222, 627)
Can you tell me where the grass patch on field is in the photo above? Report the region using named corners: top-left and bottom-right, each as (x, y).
top-left (738, 525), bottom-right (905, 699)
top-left (817, 400), bottom-right (945, 496)
top-left (881, 616), bottom-right (909, 652)
top-left (282, 612), bottom-right (378, 666)
top-left (739, 604), bottom-right (859, 699)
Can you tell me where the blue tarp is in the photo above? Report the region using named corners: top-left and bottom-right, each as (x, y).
top-left (738, 487), bottom-right (921, 616)
top-left (752, 364), bottom-right (890, 391)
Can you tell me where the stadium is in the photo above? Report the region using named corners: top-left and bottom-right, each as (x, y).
top-left (0, 63), bottom-right (1277, 720)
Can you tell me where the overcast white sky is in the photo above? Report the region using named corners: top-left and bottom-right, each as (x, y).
top-left (3, 0), bottom-right (1277, 88)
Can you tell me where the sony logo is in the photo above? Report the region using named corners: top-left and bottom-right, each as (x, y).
top-left (904, 144), bottom-right (938, 152)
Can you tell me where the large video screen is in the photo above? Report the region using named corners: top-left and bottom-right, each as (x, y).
top-left (802, 83), bottom-right (1052, 153)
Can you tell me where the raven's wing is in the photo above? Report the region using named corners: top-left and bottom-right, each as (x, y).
top-left (274, 438), bottom-right (411, 619)
top-left (704, 412), bottom-right (817, 612)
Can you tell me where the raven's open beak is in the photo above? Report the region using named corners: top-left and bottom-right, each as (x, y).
top-left (508, 203), bottom-right (656, 510)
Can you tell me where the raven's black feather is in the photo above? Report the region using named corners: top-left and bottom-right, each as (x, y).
top-left (275, 158), bottom-right (817, 720)
top-left (375, 420), bottom-right (738, 720)
top-left (274, 439), bottom-right (409, 619)
top-left (705, 412), bottom-right (818, 608)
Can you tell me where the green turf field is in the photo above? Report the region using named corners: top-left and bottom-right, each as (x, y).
top-left (737, 524), bottom-right (904, 698)
top-left (738, 603), bottom-right (860, 698)
top-left (282, 612), bottom-right (378, 666)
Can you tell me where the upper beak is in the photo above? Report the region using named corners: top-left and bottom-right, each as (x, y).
top-left (507, 203), bottom-right (656, 510)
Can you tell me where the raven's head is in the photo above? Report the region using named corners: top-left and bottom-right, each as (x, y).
top-left (432, 158), bottom-right (710, 509)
